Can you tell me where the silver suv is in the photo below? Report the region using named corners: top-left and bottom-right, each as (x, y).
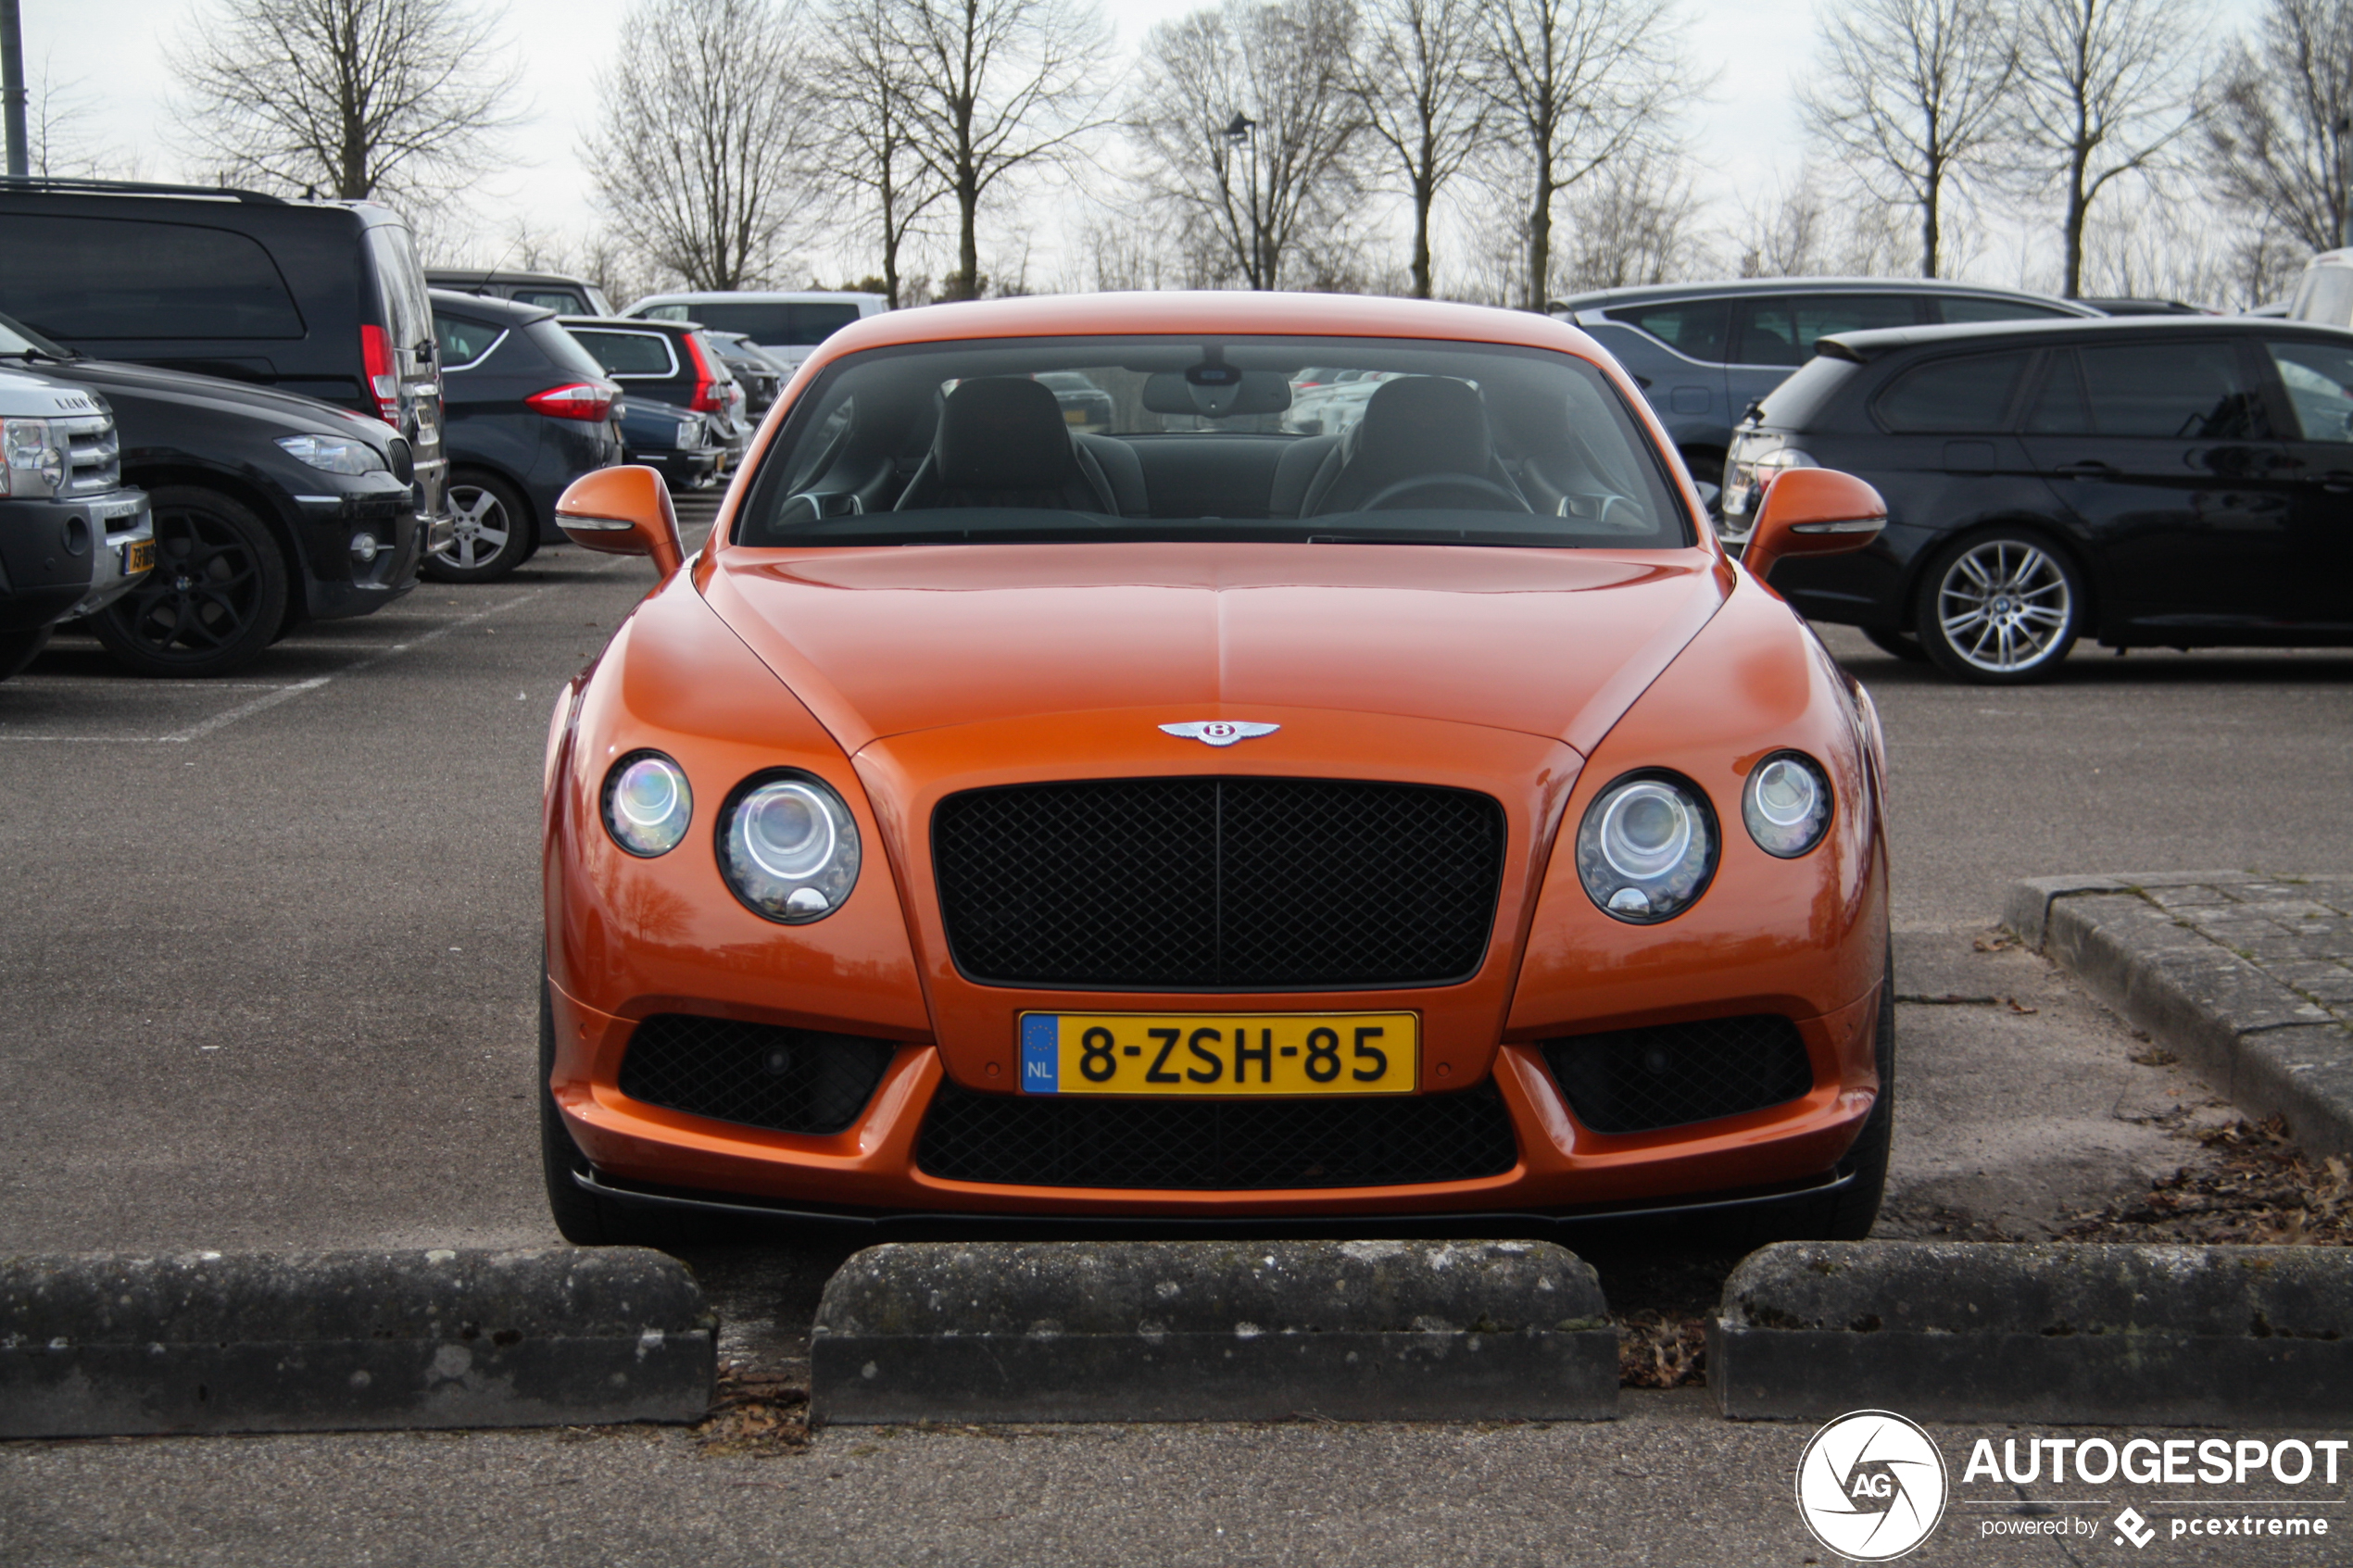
top-left (0, 366), bottom-right (152, 680)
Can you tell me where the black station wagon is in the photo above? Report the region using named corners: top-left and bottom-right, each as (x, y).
top-left (1723, 316), bottom-right (2353, 683)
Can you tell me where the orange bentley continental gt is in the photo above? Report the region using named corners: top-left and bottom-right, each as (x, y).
top-left (536, 291), bottom-right (1894, 1245)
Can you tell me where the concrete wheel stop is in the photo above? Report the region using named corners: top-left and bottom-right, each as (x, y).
top-left (0, 1248), bottom-right (714, 1437)
top-left (810, 1238), bottom-right (1618, 1425)
top-left (1709, 1241), bottom-right (2353, 1425)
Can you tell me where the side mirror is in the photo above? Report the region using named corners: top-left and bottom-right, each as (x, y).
top-left (1742, 468), bottom-right (1886, 583)
top-left (555, 465), bottom-right (685, 576)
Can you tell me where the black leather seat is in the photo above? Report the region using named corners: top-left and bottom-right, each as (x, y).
top-left (1299, 376), bottom-right (1526, 516)
top-left (895, 378), bottom-right (1117, 512)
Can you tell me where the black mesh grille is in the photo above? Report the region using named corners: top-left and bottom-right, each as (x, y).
top-left (916, 1079), bottom-right (1518, 1189)
top-left (617, 1014), bottom-right (897, 1135)
top-left (1541, 1015), bottom-right (1815, 1134)
top-left (933, 778), bottom-right (1504, 989)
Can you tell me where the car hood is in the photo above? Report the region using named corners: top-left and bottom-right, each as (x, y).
top-left (701, 542), bottom-right (1729, 758)
top-left (31, 358), bottom-right (397, 447)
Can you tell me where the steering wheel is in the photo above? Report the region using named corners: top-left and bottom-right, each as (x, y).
top-left (1359, 471), bottom-right (1531, 512)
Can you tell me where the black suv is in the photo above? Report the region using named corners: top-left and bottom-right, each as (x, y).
top-left (560, 317), bottom-right (750, 470)
top-left (0, 310), bottom-right (425, 675)
top-left (0, 180), bottom-right (448, 545)
top-left (1725, 316), bottom-right (2353, 683)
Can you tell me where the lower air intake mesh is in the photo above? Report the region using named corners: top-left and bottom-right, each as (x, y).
top-left (617, 1014), bottom-right (897, 1135)
top-left (1541, 1015), bottom-right (1815, 1134)
top-left (915, 1078), bottom-right (1518, 1189)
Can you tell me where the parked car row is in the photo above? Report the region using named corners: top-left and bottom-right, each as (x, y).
top-left (0, 178), bottom-right (451, 678)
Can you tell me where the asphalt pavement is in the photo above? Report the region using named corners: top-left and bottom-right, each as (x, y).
top-left (4, 521), bottom-right (2351, 1562)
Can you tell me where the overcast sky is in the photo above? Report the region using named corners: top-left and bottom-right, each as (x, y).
top-left (27, 0), bottom-right (2246, 292)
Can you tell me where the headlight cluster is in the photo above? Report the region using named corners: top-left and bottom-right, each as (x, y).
top-left (1, 417), bottom-right (66, 496)
top-left (1577, 754), bottom-right (1834, 923)
top-left (277, 432), bottom-right (388, 476)
top-left (598, 755), bottom-right (860, 923)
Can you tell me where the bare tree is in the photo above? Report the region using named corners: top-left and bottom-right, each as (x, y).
top-left (889, 0), bottom-right (1114, 299)
top-left (172, 0), bottom-right (520, 200)
top-left (1478, 0), bottom-right (1690, 310)
top-left (585, 0), bottom-right (819, 290)
top-left (816, 0), bottom-right (945, 308)
top-left (2012, 0), bottom-right (2196, 296)
top-left (1128, 0), bottom-right (1366, 291)
top-left (1732, 165), bottom-right (1913, 277)
top-left (1556, 146), bottom-right (1706, 290)
top-left (1352, 0), bottom-right (1488, 298)
top-left (1798, 0), bottom-right (2017, 277)
top-left (2199, 0), bottom-right (2353, 256)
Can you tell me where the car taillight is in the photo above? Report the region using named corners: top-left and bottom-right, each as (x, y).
top-left (684, 333), bottom-right (723, 414)
top-left (526, 383), bottom-right (617, 422)
top-left (360, 323), bottom-right (399, 420)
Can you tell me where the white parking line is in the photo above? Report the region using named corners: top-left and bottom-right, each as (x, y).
top-left (5, 556), bottom-right (632, 746)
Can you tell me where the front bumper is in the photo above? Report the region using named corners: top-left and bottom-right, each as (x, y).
top-left (548, 975), bottom-right (1882, 1221)
top-left (0, 490), bottom-right (152, 632)
top-left (292, 486), bottom-right (423, 620)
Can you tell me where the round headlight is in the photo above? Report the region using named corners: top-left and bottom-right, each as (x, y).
top-left (1576, 771), bottom-right (1717, 922)
top-left (1743, 751), bottom-right (1832, 858)
top-left (719, 771), bottom-right (861, 922)
top-left (601, 751), bottom-right (692, 857)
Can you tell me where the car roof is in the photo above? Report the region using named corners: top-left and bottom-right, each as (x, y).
top-left (795, 291), bottom-right (1615, 366)
top-left (428, 287), bottom-right (554, 325)
top-left (426, 267), bottom-right (602, 290)
top-left (1816, 312), bottom-right (2341, 363)
top-left (1550, 276), bottom-right (2096, 315)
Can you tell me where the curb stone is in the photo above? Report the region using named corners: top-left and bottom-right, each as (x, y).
top-left (0, 1248), bottom-right (714, 1437)
top-left (2006, 872), bottom-right (2353, 1157)
top-left (1709, 1241), bottom-right (2353, 1425)
top-left (810, 1238), bottom-right (1618, 1425)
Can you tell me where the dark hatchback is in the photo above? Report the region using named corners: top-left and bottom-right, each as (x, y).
top-left (560, 317), bottom-right (749, 470)
top-left (1725, 316), bottom-right (2353, 683)
top-left (429, 291), bottom-right (622, 581)
top-left (0, 180), bottom-right (449, 546)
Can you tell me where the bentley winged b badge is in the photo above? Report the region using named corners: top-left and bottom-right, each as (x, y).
top-left (1160, 721), bottom-right (1280, 747)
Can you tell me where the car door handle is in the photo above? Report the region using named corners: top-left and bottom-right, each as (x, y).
top-left (2051, 460), bottom-right (2116, 479)
top-left (2314, 470), bottom-right (2353, 493)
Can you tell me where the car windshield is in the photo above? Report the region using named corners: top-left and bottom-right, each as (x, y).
top-left (736, 335), bottom-right (1690, 549)
top-left (0, 310), bottom-right (78, 359)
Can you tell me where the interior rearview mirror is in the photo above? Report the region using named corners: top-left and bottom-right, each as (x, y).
top-left (1140, 370), bottom-right (1292, 418)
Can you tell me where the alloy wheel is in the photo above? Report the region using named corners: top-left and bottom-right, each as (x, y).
top-left (437, 483), bottom-right (512, 571)
top-left (1931, 539), bottom-right (2074, 676)
top-left (94, 488), bottom-right (287, 676)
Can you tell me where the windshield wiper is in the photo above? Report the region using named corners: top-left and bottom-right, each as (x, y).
top-left (0, 347), bottom-right (78, 363)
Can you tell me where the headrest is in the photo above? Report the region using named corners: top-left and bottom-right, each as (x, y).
top-left (1352, 377), bottom-right (1494, 470)
top-left (936, 378), bottom-right (1076, 489)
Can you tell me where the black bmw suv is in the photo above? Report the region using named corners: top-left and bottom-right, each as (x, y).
top-left (1724, 316), bottom-right (2353, 683)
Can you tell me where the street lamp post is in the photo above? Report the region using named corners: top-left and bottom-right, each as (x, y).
top-left (1225, 112), bottom-right (1263, 289)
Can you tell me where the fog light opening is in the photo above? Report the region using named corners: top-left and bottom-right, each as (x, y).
top-left (349, 531), bottom-right (382, 564)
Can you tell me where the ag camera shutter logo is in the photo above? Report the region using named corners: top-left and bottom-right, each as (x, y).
top-left (1795, 1409), bottom-right (1949, 1561)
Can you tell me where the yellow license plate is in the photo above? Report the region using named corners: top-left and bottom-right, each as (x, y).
top-left (1063, 408), bottom-right (1088, 425)
top-left (1018, 1011), bottom-right (1418, 1097)
top-left (123, 538), bottom-right (155, 573)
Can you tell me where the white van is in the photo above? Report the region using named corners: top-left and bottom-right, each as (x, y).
top-left (2286, 250), bottom-right (2353, 327)
top-left (621, 291), bottom-right (887, 370)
